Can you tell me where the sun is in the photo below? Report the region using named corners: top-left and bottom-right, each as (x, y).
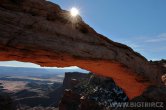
top-left (70, 7), bottom-right (79, 17)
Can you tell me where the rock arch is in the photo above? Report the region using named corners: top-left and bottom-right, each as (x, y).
top-left (0, 0), bottom-right (164, 99)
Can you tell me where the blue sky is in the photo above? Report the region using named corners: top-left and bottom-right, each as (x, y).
top-left (51, 0), bottom-right (166, 60)
top-left (0, 61), bottom-right (89, 72)
top-left (0, 0), bottom-right (166, 67)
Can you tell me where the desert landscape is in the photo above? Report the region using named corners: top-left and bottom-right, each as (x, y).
top-left (0, 66), bottom-right (90, 109)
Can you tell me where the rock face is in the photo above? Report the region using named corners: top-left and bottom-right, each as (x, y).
top-left (59, 89), bottom-right (103, 110)
top-left (59, 89), bottom-right (81, 110)
top-left (132, 85), bottom-right (166, 102)
top-left (59, 74), bottom-right (129, 110)
top-left (62, 72), bottom-right (89, 89)
top-left (0, 0), bottom-right (165, 98)
top-left (122, 86), bottom-right (166, 110)
top-left (60, 74), bottom-right (166, 110)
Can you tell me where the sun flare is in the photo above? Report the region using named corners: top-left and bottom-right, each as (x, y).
top-left (70, 7), bottom-right (79, 17)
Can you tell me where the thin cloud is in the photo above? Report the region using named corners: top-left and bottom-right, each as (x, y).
top-left (145, 33), bottom-right (166, 43)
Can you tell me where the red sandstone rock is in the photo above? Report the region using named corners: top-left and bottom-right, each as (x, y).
top-left (0, 0), bottom-right (165, 99)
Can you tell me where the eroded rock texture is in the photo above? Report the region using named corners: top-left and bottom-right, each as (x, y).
top-left (0, 0), bottom-right (165, 98)
top-left (59, 74), bottom-right (166, 110)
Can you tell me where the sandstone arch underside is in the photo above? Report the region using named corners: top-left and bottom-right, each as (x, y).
top-left (0, 0), bottom-right (164, 99)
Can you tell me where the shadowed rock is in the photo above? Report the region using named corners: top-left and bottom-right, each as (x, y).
top-left (0, 92), bottom-right (15, 110)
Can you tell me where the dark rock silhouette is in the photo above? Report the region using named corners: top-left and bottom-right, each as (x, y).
top-left (0, 92), bottom-right (15, 110)
top-left (62, 72), bottom-right (89, 89)
top-left (59, 74), bottom-right (129, 110)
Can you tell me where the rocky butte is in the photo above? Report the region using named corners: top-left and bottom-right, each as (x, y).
top-left (0, 0), bottom-right (165, 100)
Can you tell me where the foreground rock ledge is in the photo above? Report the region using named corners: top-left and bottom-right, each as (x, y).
top-left (0, 0), bottom-right (165, 98)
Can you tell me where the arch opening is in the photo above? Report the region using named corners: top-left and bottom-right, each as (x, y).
top-left (0, 61), bottom-right (87, 108)
top-left (0, 61), bottom-right (129, 109)
top-left (0, 52), bottom-right (149, 100)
